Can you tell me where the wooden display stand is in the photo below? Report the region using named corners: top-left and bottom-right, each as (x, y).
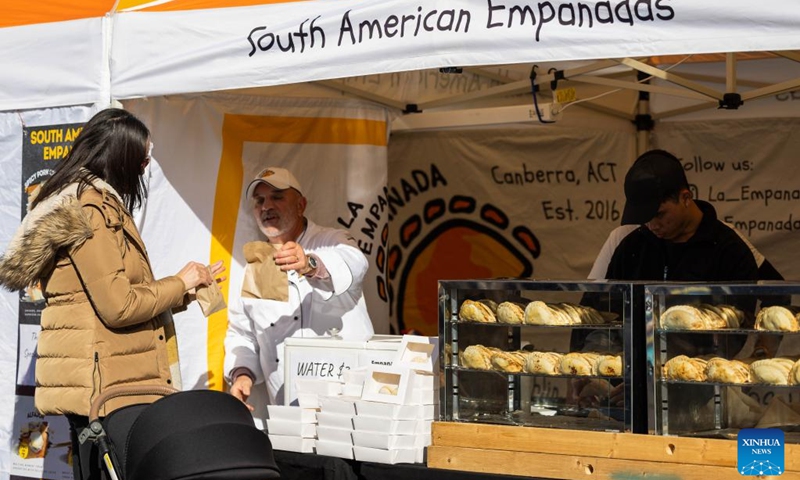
top-left (428, 422), bottom-right (800, 479)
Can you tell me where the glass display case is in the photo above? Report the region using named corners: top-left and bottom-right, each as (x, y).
top-left (646, 282), bottom-right (800, 442)
top-left (438, 280), bottom-right (647, 433)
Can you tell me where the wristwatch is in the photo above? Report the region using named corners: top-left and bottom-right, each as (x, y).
top-left (305, 255), bottom-right (318, 276)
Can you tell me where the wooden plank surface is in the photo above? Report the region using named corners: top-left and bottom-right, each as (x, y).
top-left (428, 445), bottom-right (797, 480)
top-left (432, 422), bottom-right (800, 471)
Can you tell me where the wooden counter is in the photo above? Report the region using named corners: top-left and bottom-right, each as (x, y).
top-left (428, 422), bottom-right (800, 479)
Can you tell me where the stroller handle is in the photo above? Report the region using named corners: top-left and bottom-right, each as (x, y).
top-left (89, 385), bottom-right (179, 421)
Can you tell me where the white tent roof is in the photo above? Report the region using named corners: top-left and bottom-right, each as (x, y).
top-left (2, 0), bottom-right (800, 112)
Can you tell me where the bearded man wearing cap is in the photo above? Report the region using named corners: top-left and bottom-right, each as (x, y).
top-left (224, 166), bottom-right (374, 408)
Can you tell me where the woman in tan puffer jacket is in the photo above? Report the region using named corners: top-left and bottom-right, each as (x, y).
top-left (0, 108), bottom-right (224, 480)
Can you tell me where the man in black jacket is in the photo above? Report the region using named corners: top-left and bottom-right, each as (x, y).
top-left (591, 149), bottom-right (761, 283)
top-left (576, 150), bottom-right (779, 424)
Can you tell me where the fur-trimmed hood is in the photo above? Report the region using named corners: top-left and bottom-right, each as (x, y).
top-left (0, 177), bottom-right (123, 291)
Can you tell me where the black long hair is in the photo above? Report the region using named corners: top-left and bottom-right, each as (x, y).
top-left (31, 108), bottom-right (150, 213)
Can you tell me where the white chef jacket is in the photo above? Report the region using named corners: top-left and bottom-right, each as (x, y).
top-left (224, 219), bottom-right (374, 405)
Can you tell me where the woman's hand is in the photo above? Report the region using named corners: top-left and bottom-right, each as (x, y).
top-left (177, 260), bottom-right (226, 291)
top-left (208, 260), bottom-right (227, 283)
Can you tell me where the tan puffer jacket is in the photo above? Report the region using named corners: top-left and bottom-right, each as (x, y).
top-left (0, 179), bottom-right (187, 416)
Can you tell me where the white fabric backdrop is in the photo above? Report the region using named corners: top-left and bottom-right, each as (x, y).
top-left (653, 118), bottom-right (800, 281)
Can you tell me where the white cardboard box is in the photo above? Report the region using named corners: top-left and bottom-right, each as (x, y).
top-left (342, 383), bottom-right (363, 397)
top-left (296, 392), bottom-right (320, 409)
top-left (351, 431), bottom-right (421, 450)
top-left (342, 368), bottom-right (368, 385)
top-left (284, 335), bottom-right (402, 405)
top-left (417, 420), bottom-right (432, 435)
top-left (393, 335), bottom-right (438, 373)
top-left (319, 395), bottom-right (358, 416)
top-left (316, 426), bottom-right (354, 444)
top-left (269, 434), bottom-right (315, 453)
top-left (410, 388), bottom-right (438, 406)
top-left (355, 401), bottom-right (422, 420)
top-left (352, 416), bottom-right (419, 435)
top-left (294, 378), bottom-right (343, 397)
top-left (353, 446), bottom-right (420, 464)
top-left (412, 372), bottom-right (436, 390)
top-left (267, 405), bottom-right (318, 423)
top-left (361, 366), bottom-right (418, 405)
top-left (266, 419), bottom-right (317, 438)
top-left (314, 440), bottom-right (354, 459)
top-left (316, 412), bottom-right (354, 430)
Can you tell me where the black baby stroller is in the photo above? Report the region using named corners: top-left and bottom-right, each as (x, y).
top-left (80, 385), bottom-right (281, 480)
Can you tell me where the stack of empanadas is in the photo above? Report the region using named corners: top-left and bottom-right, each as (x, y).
top-left (462, 347), bottom-right (623, 378)
top-left (662, 355), bottom-right (800, 385)
top-left (458, 299), bottom-right (497, 323)
top-left (524, 351), bottom-right (563, 375)
top-left (662, 355), bottom-right (708, 381)
top-left (490, 350), bottom-right (529, 373)
top-left (705, 358), bottom-right (750, 384)
top-left (660, 303), bottom-right (743, 330)
top-left (461, 345), bottom-right (501, 369)
top-left (750, 358), bottom-right (796, 385)
top-left (524, 301), bottom-right (606, 326)
top-left (496, 301), bottom-right (525, 324)
top-left (755, 306), bottom-right (800, 332)
top-left (560, 352), bottom-right (601, 376)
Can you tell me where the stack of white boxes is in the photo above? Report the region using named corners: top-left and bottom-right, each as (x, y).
top-left (267, 378), bottom-right (342, 453)
top-left (314, 395), bottom-right (358, 459)
top-left (350, 335), bottom-right (437, 464)
top-left (268, 335), bottom-right (438, 464)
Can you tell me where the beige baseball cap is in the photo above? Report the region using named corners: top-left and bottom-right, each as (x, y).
top-left (246, 166), bottom-right (303, 198)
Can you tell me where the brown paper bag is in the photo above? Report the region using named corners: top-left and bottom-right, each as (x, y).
top-left (241, 241), bottom-right (289, 301)
top-left (196, 266), bottom-right (226, 317)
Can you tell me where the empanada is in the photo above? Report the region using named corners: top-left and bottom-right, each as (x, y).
top-left (705, 357), bottom-right (750, 384)
top-left (560, 352), bottom-right (600, 376)
top-left (791, 359), bottom-right (800, 386)
top-left (459, 299), bottom-right (497, 323)
top-left (524, 351), bottom-right (563, 375)
top-left (596, 355), bottom-right (623, 377)
top-left (525, 301), bottom-right (571, 325)
top-left (755, 306), bottom-right (800, 332)
top-left (496, 301), bottom-right (525, 324)
top-left (750, 358), bottom-right (795, 385)
top-left (490, 351), bottom-right (528, 373)
top-left (660, 305), bottom-right (706, 330)
top-left (662, 355), bottom-right (707, 381)
top-left (461, 345), bottom-right (500, 370)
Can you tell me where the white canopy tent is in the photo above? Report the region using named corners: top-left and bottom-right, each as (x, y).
top-left (2, 1), bottom-right (800, 478)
